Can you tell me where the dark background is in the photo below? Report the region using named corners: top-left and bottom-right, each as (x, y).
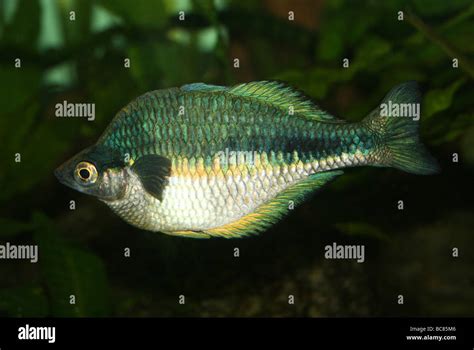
top-left (0, 0), bottom-right (473, 317)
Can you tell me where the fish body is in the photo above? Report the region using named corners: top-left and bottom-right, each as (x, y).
top-left (55, 81), bottom-right (439, 238)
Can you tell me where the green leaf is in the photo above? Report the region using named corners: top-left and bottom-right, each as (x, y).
top-left (334, 222), bottom-right (391, 242)
top-left (98, 0), bottom-right (169, 29)
top-left (413, 0), bottom-right (472, 17)
top-left (192, 0), bottom-right (217, 21)
top-left (33, 213), bottom-right (109, 317)
top-left (423, 78), bottom-right (466, 118)
top-left (353, 36), bottom-right (392, 71)
top-left (2, 0), bottom-right (41, 46)
top-left (275, 65), bottom-right (355, 100)
top-left (1, 120), bottom-right (68, 201)
top-left (0, 287), bottom-right (48, 317)
top-left (430, 112), bottom-right (474, 145)
top-left (444, 21), bottom-right (474, 54)
top-left (0, 217), bottom-right (34, 238)
top-left (57, 0), bottom-right (93, 45)
top-left (461, 125), bottom-right (474, 167)
top-left (0, 64), bottom-right (42, 201)
top-left (317, 18), bottom-right (345, 61)
top-left (127, 41), bottom-right (209, 89)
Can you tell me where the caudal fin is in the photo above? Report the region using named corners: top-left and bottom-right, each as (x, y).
top-left (364, 81), bottom-right (440, 175)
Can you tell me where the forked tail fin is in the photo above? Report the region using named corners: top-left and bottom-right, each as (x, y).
top-left (363, 81), bottom-right (440, 175)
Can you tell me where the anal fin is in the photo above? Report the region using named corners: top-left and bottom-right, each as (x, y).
top-left (163, 230), bottom-right (211, 239)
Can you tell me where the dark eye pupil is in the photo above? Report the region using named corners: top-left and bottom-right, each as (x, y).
top-left (79, 169), bottom-right (90, 179)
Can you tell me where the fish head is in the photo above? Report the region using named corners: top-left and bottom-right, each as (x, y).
top-left (55, 144), bottom-right (128, 201)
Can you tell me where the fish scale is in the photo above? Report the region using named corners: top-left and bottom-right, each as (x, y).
top-left (55, 81), bottom-right (439, 238)
top-left (102, 96), bottom-right (370, 232)
top-left (103, 91), bottom-right (364, 165)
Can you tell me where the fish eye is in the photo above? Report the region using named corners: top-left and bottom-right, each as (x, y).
top-left (74, 161), bottom-right (98, 184)
top-left (79, 168), bottom-right (90, 179)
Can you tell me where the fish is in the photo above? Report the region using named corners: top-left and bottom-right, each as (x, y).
top-left (54, 81), bottom-right (439, 238)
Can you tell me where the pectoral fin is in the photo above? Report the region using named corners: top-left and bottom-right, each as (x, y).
top-left (132, 154), bottom-right (171, 201)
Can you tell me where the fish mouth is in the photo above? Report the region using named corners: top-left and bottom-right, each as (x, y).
top-left (54, 166), bottom-right (66, 184)
top-left (54, 163), bottom-right (99, 197)
top-left (54, 165), bottom-right (75, 189)
top-left (53, 167), bottom-right (61, 181)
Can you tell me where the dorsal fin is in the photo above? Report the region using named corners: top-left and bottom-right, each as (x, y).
top-left (180, 81), bottom-right (344, 123)
top-left (180, 83), bottom-right (227, 92)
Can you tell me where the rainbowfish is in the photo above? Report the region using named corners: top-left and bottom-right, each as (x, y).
top-left (55, 81), bottom-right (439, 238)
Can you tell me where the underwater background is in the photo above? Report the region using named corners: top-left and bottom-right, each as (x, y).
top-left (0, 0), bottom-right (473, 317)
